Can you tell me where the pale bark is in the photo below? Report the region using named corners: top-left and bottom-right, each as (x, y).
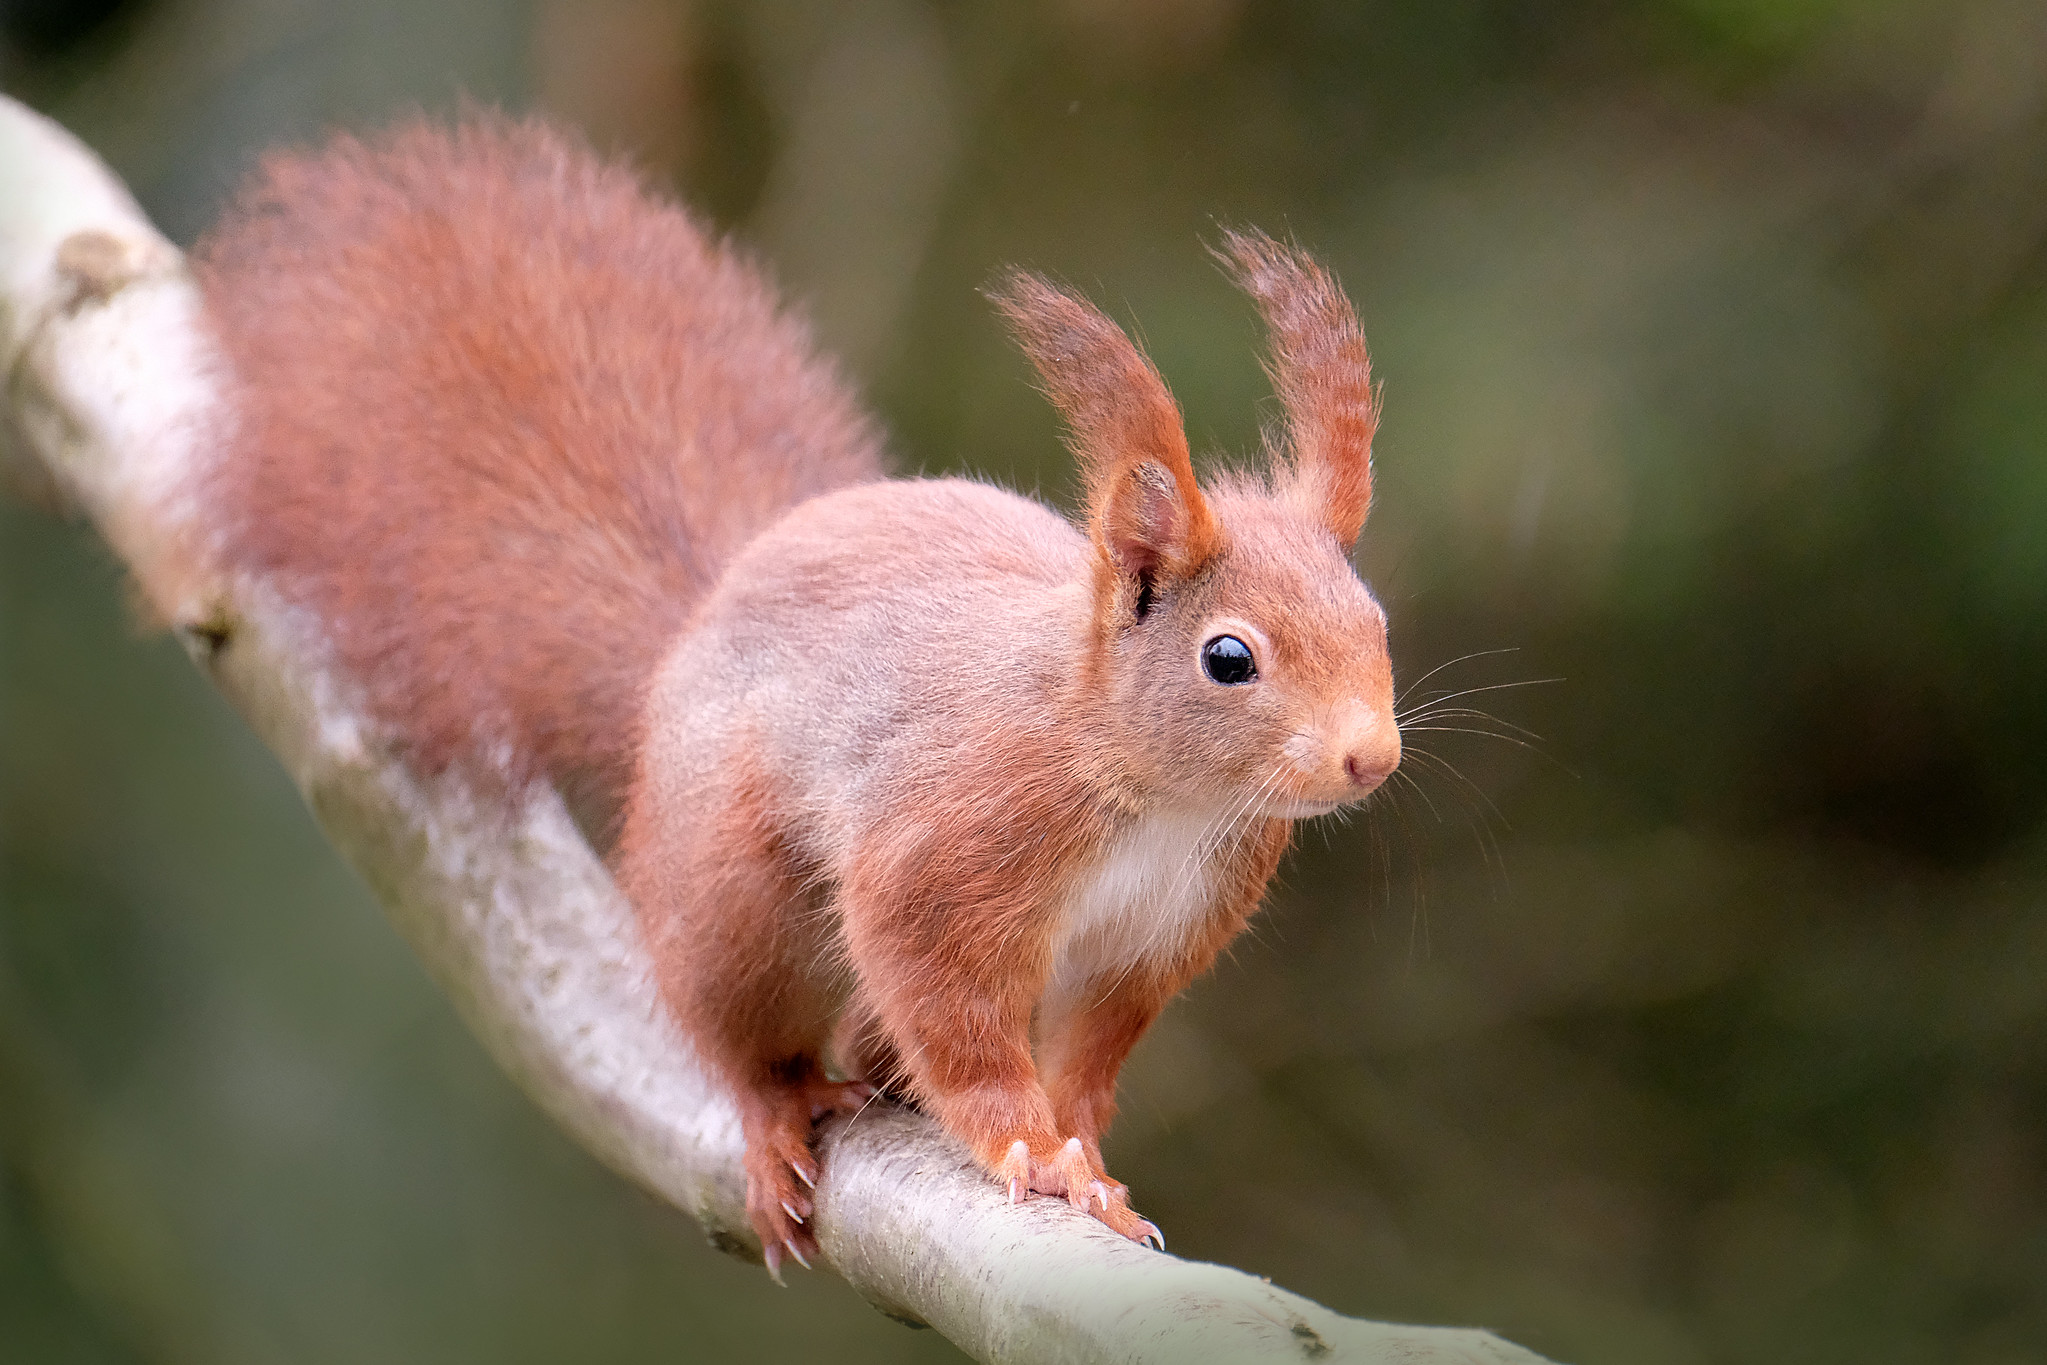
top-left (0, 94), bottom-right (1555, 1365)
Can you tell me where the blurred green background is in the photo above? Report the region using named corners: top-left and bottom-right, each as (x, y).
top-left (5, 1), bottom-right (2047, 1362)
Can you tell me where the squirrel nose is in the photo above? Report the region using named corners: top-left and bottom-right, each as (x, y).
top-left (1342, 725), bottom-right (1401, 793)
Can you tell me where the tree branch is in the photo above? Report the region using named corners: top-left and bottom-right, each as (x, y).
top-left (0, 94), bottom-right (1555, 1365)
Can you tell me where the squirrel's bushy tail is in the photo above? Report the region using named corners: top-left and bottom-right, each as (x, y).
top-left (196, 115), bottom-right (885, 809)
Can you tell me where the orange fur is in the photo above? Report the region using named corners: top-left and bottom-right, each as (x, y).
top-left (1216, 228), bottom-right (1379, 546)
top-left (197, 117), bottom-right (1402, 1268)
top-left (196, 114), bottom-right (883, 814)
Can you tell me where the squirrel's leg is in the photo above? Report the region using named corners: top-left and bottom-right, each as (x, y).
top-left (1036, 973), bottom-right (1174, 1244)
top-left (838, 849), bottom-right (1100, 1216)
top-left (618, 768), bottom-right (863, 1279)
top-left (1038, 818), bottom-right (1292, 1244)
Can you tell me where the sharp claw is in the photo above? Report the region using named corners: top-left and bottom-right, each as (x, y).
top-left (781, 1199), bottom-right (806, 1225)
top-left (1091, 1180), bottom-right (1109, 1212)
top-left (1001, 1139), bottom-right (1032, 1205)
top-left (791, 1162), bottom-right (816, 1190)
top-left (1135, 1219), bottom-right (1165, 1251)
top-left (784, 1238), bottom-right (812, 1271)
top-left (763, 1241), bottom-right (787, 1285)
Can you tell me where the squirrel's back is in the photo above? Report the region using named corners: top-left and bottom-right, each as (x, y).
top-left (195, 115), bottom-right (885, 805)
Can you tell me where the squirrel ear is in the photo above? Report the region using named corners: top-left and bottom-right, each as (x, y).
top-left (1100, 457), bottom-right (1200, 579)
top-left (1215, 228), bottom-right (1379, 547)
top-left (988, 270), bottom-right (1220, 582)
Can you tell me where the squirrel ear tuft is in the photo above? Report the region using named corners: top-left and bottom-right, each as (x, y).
top-left (1213, 228), bottom-right (1378, 547)
top-left (987, 270), bottom-right (1220, 581)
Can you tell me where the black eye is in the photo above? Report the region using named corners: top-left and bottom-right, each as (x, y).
top-left (1201, 634), bottom-right (1257, 685)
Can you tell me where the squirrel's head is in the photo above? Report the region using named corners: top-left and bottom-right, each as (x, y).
top-left (991, 229), bottom-right (1397, 818)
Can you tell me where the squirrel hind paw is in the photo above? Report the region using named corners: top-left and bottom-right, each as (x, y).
top-left (742, 1116), bottom-right (824, 1275)
top-left (749, 1187), bottom-right (820, 1278)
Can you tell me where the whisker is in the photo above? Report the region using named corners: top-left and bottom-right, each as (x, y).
top-left (1403, 745), bottom-right (1512, 832)
top-left (1387, 761), bottom-right (1445, 823)
top-left (1398, 707), bottom-right (1578, 779)
top-left (1379, 774), bottom-right (1436, 964)
top-left (1380, 771), bottom-right (1435, 955)
top-left (1399, 724), bottom-right (1546, 753)
top-left (1396, 677), bottom-right (1562, 721)
top-left (1394, 647), bottom-right (1523, 706)
top-left (1400, 746), bottom-right (1512, 891)
top-left (1395, 706), bottom-right (1546, 742)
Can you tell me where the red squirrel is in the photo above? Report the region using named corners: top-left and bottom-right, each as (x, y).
top-left (194, 115), bottom-right (1399, 1277)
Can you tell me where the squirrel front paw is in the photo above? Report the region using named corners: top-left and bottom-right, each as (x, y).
top-left (1091, 1189), bottom-right (1165, 1249)
top-left (993, 1137), bottom-right (1165, 1249)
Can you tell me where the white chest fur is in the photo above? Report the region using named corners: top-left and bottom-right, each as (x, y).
top-left (1049, 808), bottom-right (1223, 994)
